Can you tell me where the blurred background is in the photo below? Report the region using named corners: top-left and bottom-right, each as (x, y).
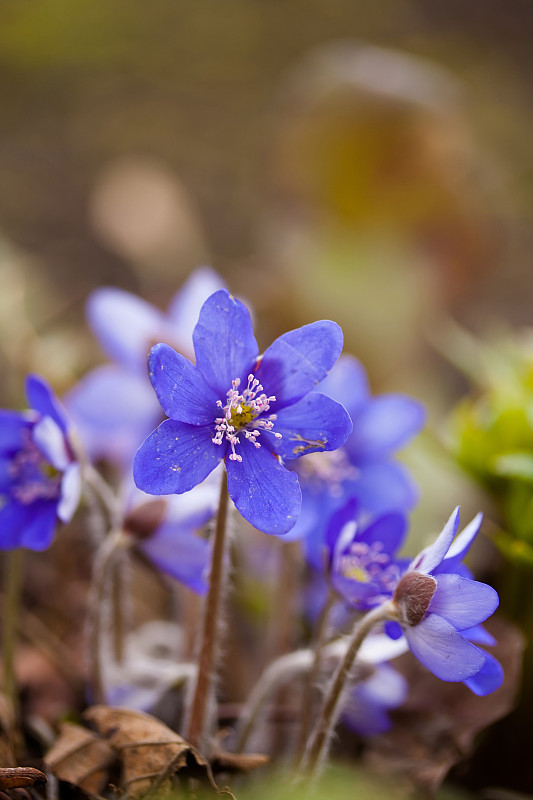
top-left (1, 0), bottom-right (533, 796)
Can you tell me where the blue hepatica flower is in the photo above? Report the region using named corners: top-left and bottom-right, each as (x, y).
top-left (0, 376), bottom-right (81, 551)
top-left (286, 355), bottom-right (425, 550)
top-left (330, 498), bottom-right (409, 611)
top-left (391, 508), bottom-right (503, 693)
top-left (125, 473), bottom-right (220, 594)
top-left (133, 289), bottom-right (352, 535)
top-left (65, 267), bottom-right (225, 465)
top-left (342, 662), bottom-right (408, 737)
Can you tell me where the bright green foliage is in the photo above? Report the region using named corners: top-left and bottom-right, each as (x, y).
top-left (449, 329), bottom-right (533, 566)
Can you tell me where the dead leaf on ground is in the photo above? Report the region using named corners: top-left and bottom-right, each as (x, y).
top-left (84, 706), bottom-right (218, 797)
top-left (0, 769), bottom-right (46, 791)
top-left (45, 721), bottom-right (116, 796)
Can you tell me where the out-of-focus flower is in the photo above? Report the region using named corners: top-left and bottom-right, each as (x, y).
top-left (133, 289), bottom-right (352, 535)
top-left (0, 375), bottom-right (80, 550)
top-left (65, 267), bottom-right (225, 466)
top-left (124, 471), bottom-right (221, 595)
top-left (288, 355), bottom-right (424, 557)
top-left (104, 621), bottom-right (195, 712)
top-left (391, 508), bottom-right (502, 691)
top-left (342, 662), bottom-right (408, 737)
top-left (330, 498), bottom-right (408, 611)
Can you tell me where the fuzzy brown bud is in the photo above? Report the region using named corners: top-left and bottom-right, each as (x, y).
top-left (124, 499), bottom-right (167, 540)
top-left (393, 571), bottom-right (437, 626)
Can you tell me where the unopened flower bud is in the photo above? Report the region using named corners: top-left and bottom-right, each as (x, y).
top-left (393, 571), bottom-right (437, 626)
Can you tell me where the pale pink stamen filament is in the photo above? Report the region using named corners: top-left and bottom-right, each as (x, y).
top-left (212, 374), bottom-right (282, 462)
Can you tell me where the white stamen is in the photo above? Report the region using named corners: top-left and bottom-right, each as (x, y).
top-left (212, 374), bottom-right (282, 461)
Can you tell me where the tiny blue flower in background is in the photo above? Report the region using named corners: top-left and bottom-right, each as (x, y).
top-left (133, 289), bottom-right (352, 535)
top-left (285, 355), bottom-right (425, 548)
top-left (329, 498), bottom-right (409, 611)
top-left (391, 508), bottom-right (503, 692)
top-left (0, 375), bottom-right (80, 551)
top-left (125, 472), bottom-right (220, 595)
top-left (342, 662), bottom-right (408, 737)
top-left (65, 267), bottom-right (225, 465)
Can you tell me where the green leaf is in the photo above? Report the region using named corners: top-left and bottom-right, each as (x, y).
top-left (492, 453), bottom-right (533, 482)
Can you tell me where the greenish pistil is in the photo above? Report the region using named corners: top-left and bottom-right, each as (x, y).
top-left (212, 374), bottom-right (282, 462)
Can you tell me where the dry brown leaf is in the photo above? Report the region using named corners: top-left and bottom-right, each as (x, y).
top-left (84, 706), bottom-right (217, 798)
top-left (45, 721), bottom-right (116, 796)
top-left (0, 769), bottom-right (46, 791)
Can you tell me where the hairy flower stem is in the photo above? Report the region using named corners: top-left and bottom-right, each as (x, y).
top-left (299, 601), bottom-right (395, 780)
top-left (83, 464), bottom-right (123, 534)
top-left (186, 474), bottom-right (230, 750)
top-left (235, 649), bottom-right (315, 753)
top-left (235, 639), bottom-right (350, 753)
top-left (2, 548), bottom-right (24, 726)
top-left (295, 587), bottom-right (336, 763)
top-left (87, 529), bottom-right (127, 704)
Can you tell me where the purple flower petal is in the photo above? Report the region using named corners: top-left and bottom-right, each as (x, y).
top-left (461, 625), bottom-right (496, 647)
top-left (358, 512), bottom-right (408, 554)
top-left (404, 613), bottom-right (486, 681)
top-left (226, 439), bottom-right (301, 535)
top-left (326, 496), bottom-right (359, 556)
top-left (166, 267), bottom-right (226, 355)
top-left (148, 344), bottom-right (219, 425)
top-left (33, 417), bottom-right (70, 471)
top-left (385, 620), bottom-right (404, 640)
top-left (287, 484), bottom-right (341, 553)
top-left (0, 457), bottom-right (13, 491)
top-left (133, 419), bottom-right (223, 495)
top-left (255, 321), bottom-right (343, 409)
top-left (64, 365), bottom-right (161, 464)
top-left (19, 500), bottom-right (59, 551)
top-left (346, 460), bottom-right (419, 514)
top-left (438, 513), bottom-right (483, 573)
top-left (409, 507), bottom-right (460, 574)
top-left (0, 501), bottom-right (30, 549)
top-left (342, 663), bottom-right (408, 736)
top-left (0, 500), bottom-right (58, 551)
top-left (316, 355), bottom-right (369, 417)
top-left (87, 287), bottom-right (168, 372)
top-left (0, 412), bottom-right (33, 454)
top-left (269, 393), bottom-right (352, 460)
top-left (342, 687), bottom-right (392, 737)
top-left (193, 290), bottom-right (258, 398)
top-left (463, 651), bottom-right (503, 696)
top-left (428, 574), bottom-right (499, 630)
top-left (139, 523), bottom-right (211, 595)
top-left (347, 394), bottom-right (425, 463)
top-left (58, 464), bottom-right (81, 523)
top-left (26, 375), bottom-right (69, 434)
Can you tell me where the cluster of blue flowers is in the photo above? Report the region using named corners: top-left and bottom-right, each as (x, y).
top-left (0, 375), bottom-right (80, 550)
top-left (0, 267), bottom-right (503, 745)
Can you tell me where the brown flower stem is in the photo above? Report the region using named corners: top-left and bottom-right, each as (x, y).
top-left (294, 587), bottom-right (336, 762)
top-left (111, 548), bottom-right (130, 665)
top-left (87, 529), bottom-right (127, 704)
top-left (2, 548), bottom-right (24, 725)
top-left (186, 473), bottom-right (230, 750)
top-left (83, 464), bottom-right (122, 533)
top-left (299, 600), bottom-right (395, 780)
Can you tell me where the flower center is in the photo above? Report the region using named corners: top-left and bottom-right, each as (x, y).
top-left (339, 540), bottom-right (402, 604)
top-left (8, 434), bottom-right (62, 505)
top-left (212, 374), bottom-right (282, 462)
